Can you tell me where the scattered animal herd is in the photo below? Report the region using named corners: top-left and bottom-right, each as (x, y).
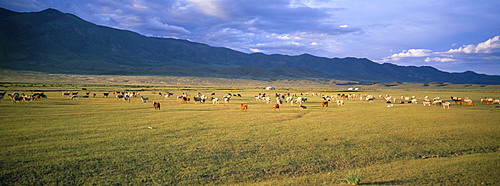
top-left (1, 90), bottom-right (499, 111)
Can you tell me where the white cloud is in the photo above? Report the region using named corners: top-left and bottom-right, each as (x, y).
top-left (143, 17), bottom-right (191, 35)
top-left (185, 0), bottom-right (227, 19)
top-left (389, 49), bottom-right (432, 60)
top-left (424, 57), bottom-right (455, 63)
top-left (446, 36), bottom-right (500, 54)
top-left (379, 35), bottom-right (500, 75)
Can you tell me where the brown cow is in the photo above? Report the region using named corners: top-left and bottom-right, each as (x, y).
top-left (272, 103), bottom-right (280, 111)
top-left (153, 102), bottom-right (161, 110)
top-left (321, 101), bottom-right (329, 107)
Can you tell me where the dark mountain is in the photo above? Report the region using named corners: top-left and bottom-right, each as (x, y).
top-left (0, 8), bottom-right (498, 84)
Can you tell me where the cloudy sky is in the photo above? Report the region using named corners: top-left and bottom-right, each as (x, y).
top-left (1, 0), bottom-right (499, 75)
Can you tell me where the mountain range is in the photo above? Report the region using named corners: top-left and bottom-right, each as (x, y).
top-left (0, 8), bottom-right (499, 84)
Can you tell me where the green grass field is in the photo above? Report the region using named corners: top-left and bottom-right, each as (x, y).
top-left (1, 80), bottom-right (499, 185)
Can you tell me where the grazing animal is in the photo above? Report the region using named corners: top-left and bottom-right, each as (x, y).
top-left (442, 102), bottom-right (451, 109)
top-left (70, 94), bottom-right (79, 100)
top-left (123, 95), bottom-right (131, 103)
top-left (276, 97), bottom-right (283, 106)
top-left (0, 91), bottom-right (5, 101)
top-left (240, 104), bottom-right (248, 111)
top-left (411, 98), bottom-right (418, 104)
top-left (451, 96), bottom-right (463, 105)
top-left (265, 97), bottom-right (272, 104)
top-left (224, 96), bottom-right (230, 103)
top-left (62, 91), bottom-right (71, 97)
top-left (32, 93), bottom-right (47, 100)
top-left (481, 98), bottom-right (494, 104)
top-left (9, 94), bottom-right (24, 103)
top-left (464, 100), bottom-right (474, 106)
top-left (463, 98), bottom-right (474, 106)
top-left (337, 100), bottom-right (345, 106)
top-left (212, 97), bottom-right (219, 104)
top-left (432, 100), bottom-right (442, 106)
top-left (193, 96), bottom-right (206, 103)
top-left (272, 103), bottom-right (281, 111)
top-left (0, 92), bottom-right (7, 100)
top-left (153, 102), bottom-right (160, 110)
top-left (181, 96), bottom-right (190, 103)
top-left (321, 100), bottom-right (329, 107)
top-left (164, 92), bottom-right (174, 99)
top-left (103, 92), bottom-right (110, 98)
top-left (296, 97), bottom-right (304, 105)
top-left (423, 100), bottom-right (431, 107)
top-left (141, 96), bottom-right (149, 103)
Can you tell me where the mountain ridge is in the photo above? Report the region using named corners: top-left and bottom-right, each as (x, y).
top-left (0, 8), bottom-right (499, 84)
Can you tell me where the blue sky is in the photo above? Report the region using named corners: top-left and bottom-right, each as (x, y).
top-left (1, 0), bottom-right (499, 75)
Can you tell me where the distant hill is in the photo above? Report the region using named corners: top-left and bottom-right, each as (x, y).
top-left (0, 8), bottom-right (499, 84)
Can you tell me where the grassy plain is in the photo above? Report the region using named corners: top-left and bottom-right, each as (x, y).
top-left (0, 72), bottom-right (499, 185)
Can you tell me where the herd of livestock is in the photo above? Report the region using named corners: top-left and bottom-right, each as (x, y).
top-left (1, 90), bottom-right (499, 110)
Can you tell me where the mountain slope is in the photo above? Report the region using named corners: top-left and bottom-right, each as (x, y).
top-left (0, 8), bottom-right (498, 84)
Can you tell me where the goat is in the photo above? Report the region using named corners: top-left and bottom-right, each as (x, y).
top-left (337, 100), bottom-right (345, 106)
top-left (32, 93), bottom-right (47, 100)
top-left (423, 100), bottom-right (431, 107)
top-left (464, 99), bottom-right (474, 106)
top-left (451, 96), bottom-right (463, 105)
top-left (164, 92), bottom-right (174, 99)
top-left (240, 104), bottom-right (248, 111)
top-left (265, 97), bottom-right (271, 104)
top-left (181, 96), bottom-right (190, 103)
top-left (432, 100), bottom-right (442, 106)
top-left (442, 102), bottom-right (451, 109)
top-left (212, 97), bottom-right (219, 104)
top-left (193, 97), bottom-right (205, 103)
top-left (153, 102), bottom-right (161, 110)
top-left (62, 91), bottom-right (71, 97)
top-left (296, 97), bottom-right (304, 106)
top-left (411, 98), bottom-right (418, 104)
top-left (276, 97), bottom-right (283, 106)
top-left (9, 94), bottom-right (24, 103)
top-left (481, 98), bottom-right (494, 104)
top-left (123, 95), bottom-right (131, 103)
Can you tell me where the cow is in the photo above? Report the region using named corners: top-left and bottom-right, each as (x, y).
top-left (240, 104), bottom-right (248, 111)
top-left (321, 101), bottom-right (329, 107)
top-left (153, 102), bottom-right (161, 110)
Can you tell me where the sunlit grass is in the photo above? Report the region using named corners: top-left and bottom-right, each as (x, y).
top-left (0, 84), bottom-right (499, 185)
